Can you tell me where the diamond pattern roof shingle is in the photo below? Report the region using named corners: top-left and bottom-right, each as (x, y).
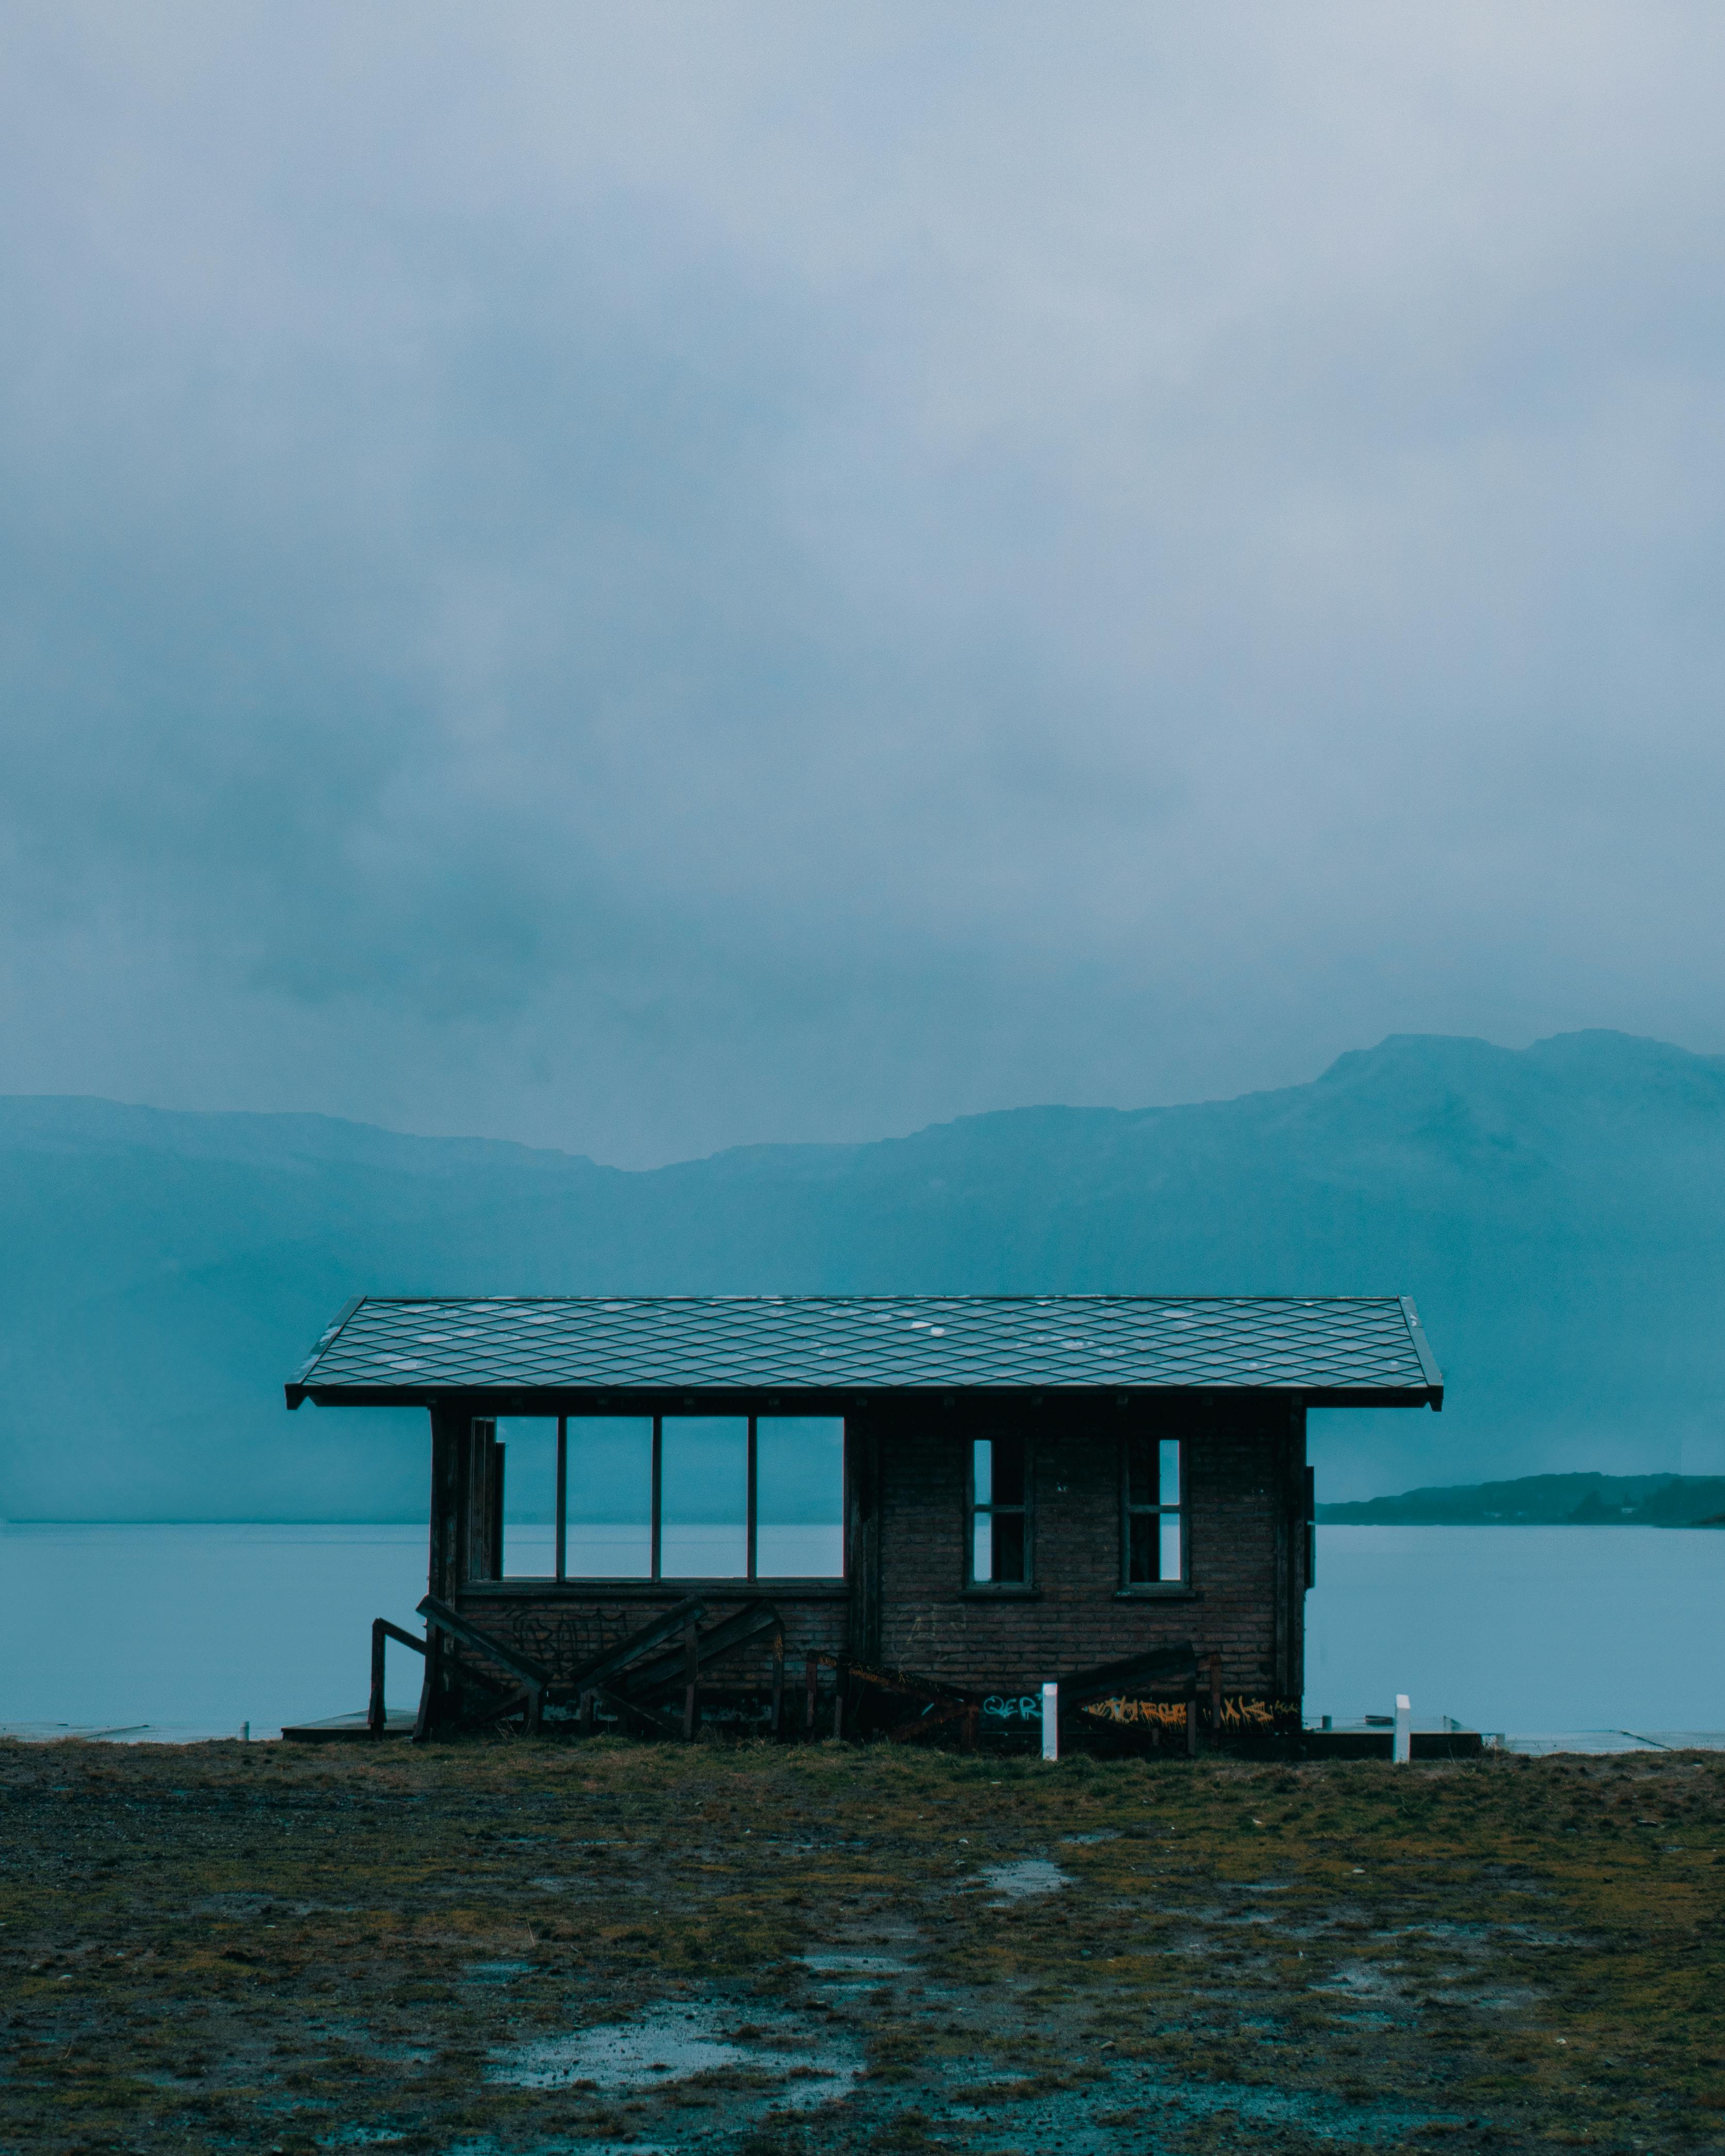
top-left (286, 1296), bottom-right (1441, 1408)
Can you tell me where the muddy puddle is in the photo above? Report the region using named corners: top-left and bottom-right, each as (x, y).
top-left (487, 1999), bottom-right (860, 2110)
top-left (981, 1853), bottom-right (1072, 1898)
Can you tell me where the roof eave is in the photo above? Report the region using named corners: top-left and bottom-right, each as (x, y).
top-left (286, 1380), bottom-right (1441, 1413)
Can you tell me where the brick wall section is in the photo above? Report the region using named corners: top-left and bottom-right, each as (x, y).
top-left (863, 1401), bottom-right (1304, 1701)
top-left (454, 1583), bottom-right (848, 1690)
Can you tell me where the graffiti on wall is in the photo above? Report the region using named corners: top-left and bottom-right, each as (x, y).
top-left (1082, 1695), bottom-right (1300, 1732)
top-left (1082, 1695), bottom-right (1191, 1731)
top-left (982, 1694), bottom-right (1044, 1724)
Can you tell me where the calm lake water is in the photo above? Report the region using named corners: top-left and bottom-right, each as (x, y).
top-left (1, 1523), bottom-right (1719, 1739)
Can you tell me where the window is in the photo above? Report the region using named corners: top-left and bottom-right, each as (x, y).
top-left (495, 1415), bottom-right (555, 1578)
top-left (756, 1417), bottom-right (845, 1578)
top-left (1123, 1435), bottom-right (1184, 1587)
top-left (660, 1417), bottom-right (749, 1577)
top-left (493, 1415), bottom-right (844, 1581)
top-left (566, 1417), bottom-right (655, 1578)
top-left (968, 1434), bottom-right (1031, 1587)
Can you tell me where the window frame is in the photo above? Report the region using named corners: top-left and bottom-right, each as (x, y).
top-left (520, 1413), bottom-right (847, 1584)
top-left (965, 1431), bottom-right (1036, 1593)
top-left (1119, 1432), bottom-right (1188, 1595)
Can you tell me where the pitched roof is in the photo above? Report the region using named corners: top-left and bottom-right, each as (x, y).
top-left (286, 1294), bottom-right (1442, 1410)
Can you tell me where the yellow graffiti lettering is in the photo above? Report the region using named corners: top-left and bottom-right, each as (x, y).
top-left (1080, 1696), bottom-right (1190, 1729)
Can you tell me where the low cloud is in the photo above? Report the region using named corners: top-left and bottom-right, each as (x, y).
top-left (3, 5), bottom-right (1723, 1162)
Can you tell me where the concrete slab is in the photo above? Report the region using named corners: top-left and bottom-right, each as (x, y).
top-left (280, 1711), bottom-right (416, 1742)
top-left (1497, 1730), bottom-right (1725, 1756)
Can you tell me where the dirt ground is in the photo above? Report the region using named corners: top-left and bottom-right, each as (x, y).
top-left (1, 1735), bottom-right (1721, 2155)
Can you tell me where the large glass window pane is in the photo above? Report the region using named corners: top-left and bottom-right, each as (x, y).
top-left (660, 1417), bottom-right (748, 1578)
top-left (566, 1418), bottom-right (653, 1578)
top-left (755, 1418), bottom-right (844, 1578)
top-left (497, 1416), bottom-right (557, 1578)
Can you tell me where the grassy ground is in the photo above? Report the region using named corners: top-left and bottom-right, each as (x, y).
top-left (1, 1736), bottom-right (1721, 2155)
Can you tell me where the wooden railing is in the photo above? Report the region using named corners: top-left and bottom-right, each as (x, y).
top-left (368, 1618), bottom-right (426, 1737)
top-left (409, 1591), bottom-right (792, 1743)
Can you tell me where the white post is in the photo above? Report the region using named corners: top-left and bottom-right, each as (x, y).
top-left (1393, 1694), bottom-right (1412, 1765)
top-left (1041, 1682), bottom-right (1059, 1762)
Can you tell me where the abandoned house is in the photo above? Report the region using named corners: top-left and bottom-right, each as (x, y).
top-left (284, 1294), bottom-right (1444, 1745)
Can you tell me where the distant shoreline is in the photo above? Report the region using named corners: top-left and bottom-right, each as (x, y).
top-left (1317, 1470), bottom-right (1725, 1530)
top-left (0, 1517), bottom-right (429, 1528)
top-left (8, 1500), bottom-right (1725, 1532)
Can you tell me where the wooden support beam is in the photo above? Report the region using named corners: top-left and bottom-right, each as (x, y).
top-left (1208, 1650), bottom-right (1224, 1743)
top-left (417, 1594), bottom-right (555, 1690)
top-left (587, 1681), bottom-right (679, 1739)
top-left (464, 1420), bottom-right (493, 1586)
top-left (838, 1658), bottom-right (976, 1706)
top-left (472, 1687), bottom-right (533, 1728)
top-left (370, 1619), bottom-right (387, 1738)
top-left (616, 1600), bottom-right (782, 1699)
top-left (368, 1618), bottom-right (423, 1738)
top-left (555, 1415), bottom-right (568, 1583)
top-left (412, 1654), bottom-right (437, 1747)
top-left (563, 1595), bottom-right (708, 1696)
top-left (804, 1650), bottom-right (819, 1740)
top-left (418, 1408), bottom-right (462, 1744)
top-left (845, 1417), bottom-right (883, 1669)
top-left (682, 1615), bottom-right (700, 1742)
top-left (650, 1416), bottom-right (662, 1580)
top-left (746, 1415), bottom-right (757, 1581)
top-left (885, 1695), bottom-right (973, 1745)
top-left (770, 1625), bottom-right (785, 1740)
top-left (418, 1592), bottom-right (549, 1733)
top-left (1057, 1642), bottom-right (1199, 1707)
top-left (1290, 1401), bottom-right (1309, 1706)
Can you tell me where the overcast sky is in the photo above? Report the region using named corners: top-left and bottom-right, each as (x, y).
top-left (2, 6), bottom-right (1722, 1166)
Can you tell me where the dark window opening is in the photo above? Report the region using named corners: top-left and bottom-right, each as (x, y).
top-left (1123, 1434), bottom-right (1184, 1585)
top-left (969, 1434), bottom-right (1031, 1586)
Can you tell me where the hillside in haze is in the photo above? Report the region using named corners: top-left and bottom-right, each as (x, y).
top-left (1318, 1473), bottom-right (1725, 1528)
top-left (3, 1029), bottom-right (1723, 1519)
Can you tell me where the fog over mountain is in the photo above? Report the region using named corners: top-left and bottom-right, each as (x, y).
top-left (5, 13), bottom-right (1725, 1169)
top-left (3, 1028), bottom-right (1721, 1522)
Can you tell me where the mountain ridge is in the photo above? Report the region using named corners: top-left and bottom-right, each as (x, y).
top-left (4, 1027), bottom-right (1722, 1519)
